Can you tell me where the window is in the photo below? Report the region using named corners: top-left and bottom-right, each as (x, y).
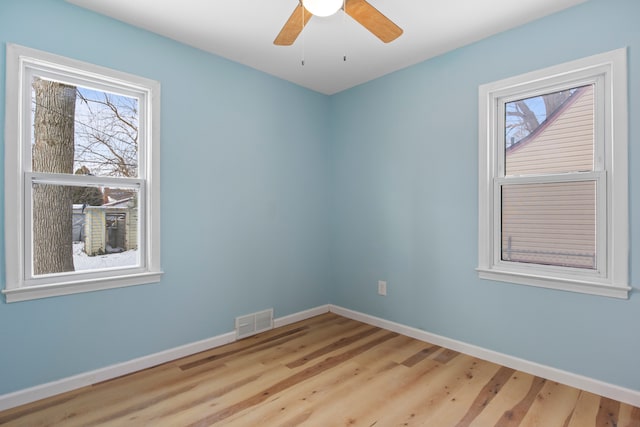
top-left (3, 44), bottom-right (162, 302)
top-left (477, 48), bottom-right (628, 298)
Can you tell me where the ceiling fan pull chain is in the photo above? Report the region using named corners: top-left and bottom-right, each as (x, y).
top-left (301, 3), bottom-right (306, 66)
top-left (342, 0), bottom-right (347, 62)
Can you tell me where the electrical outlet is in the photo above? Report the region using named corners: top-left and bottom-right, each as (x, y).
top-left (378, 280), bottom-right (387, 296)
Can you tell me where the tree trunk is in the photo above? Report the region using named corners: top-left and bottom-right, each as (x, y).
top-left (32, 79), bottom-right (76, 275)
top-left (513, 100), bottom-right (540, 134)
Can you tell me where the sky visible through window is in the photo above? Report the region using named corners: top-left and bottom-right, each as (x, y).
top-left (505, 88), bottom-right (579, 148)
top-left (74, 87), bottom-right (139, 178)
top-left (505, 95), bottom-right (546, 148)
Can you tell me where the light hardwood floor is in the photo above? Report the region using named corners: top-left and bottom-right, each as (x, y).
top-left (1, 313), bottom-right (639, 426)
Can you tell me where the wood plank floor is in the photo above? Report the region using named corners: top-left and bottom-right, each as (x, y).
top-left (1, 313), bottom-right (639, 426)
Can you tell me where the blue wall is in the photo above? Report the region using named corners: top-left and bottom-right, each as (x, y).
top-left (1, 0), bottom-right (639, 398)
top-left (0, 0), bottom-right (331, 394)
top-left (330, 0), bottom-right (640, 391)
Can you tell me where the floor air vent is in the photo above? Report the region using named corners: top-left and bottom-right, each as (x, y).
top-left (235, 308), bottom-right (274, 339)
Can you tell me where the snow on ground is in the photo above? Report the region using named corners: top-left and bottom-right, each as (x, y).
top-left (73, 242), bottom-right (138, 271)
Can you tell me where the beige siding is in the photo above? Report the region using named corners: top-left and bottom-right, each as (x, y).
top-left (126, 207), bottom-right (138, 250)
top-left (506, 85), bottom-right (594, 176)
top-left (84, 207), bottom-right (106, 256)
top-left (501, 180), bottom-right (596, 269)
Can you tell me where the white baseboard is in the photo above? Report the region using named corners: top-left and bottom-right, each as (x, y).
top-left (0, 305), bottom-right (330, 412)
top-left (328, 304), bottom-right (640, 408)
top-left (274, 304), bottom-right (330, 328)
top-left (3, 303), bottom-right (638, 412)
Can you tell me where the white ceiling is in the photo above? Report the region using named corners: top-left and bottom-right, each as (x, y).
top-left (67, 0), bottom-right (588, 95)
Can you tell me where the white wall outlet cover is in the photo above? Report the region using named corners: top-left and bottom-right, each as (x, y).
top-left (378, 280), bottom-right (387, 296)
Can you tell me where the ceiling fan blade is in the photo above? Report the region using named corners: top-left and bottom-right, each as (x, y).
top-left (274, 4), bottom-right (312, 46)
top-left (344, 0), bottom-right (403, 43)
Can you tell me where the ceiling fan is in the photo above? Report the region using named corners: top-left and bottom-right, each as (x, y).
top-left (274, 0), bottom-right (403, 46)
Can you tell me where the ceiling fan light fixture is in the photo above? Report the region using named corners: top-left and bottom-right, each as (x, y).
top-left (302, 0), bottom-right (343, 17)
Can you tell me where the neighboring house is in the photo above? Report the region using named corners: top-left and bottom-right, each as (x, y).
top-left (502, 85), bottom-right (595, 269)
top-left (74, 198), bottom-right (138, 256)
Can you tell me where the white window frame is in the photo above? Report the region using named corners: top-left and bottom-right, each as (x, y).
top-left (3, 44), bottom-right (162, 302)
top-left (477, 48), bottom-right (629, 299)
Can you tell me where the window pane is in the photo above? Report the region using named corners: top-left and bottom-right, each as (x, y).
top-left (504, 85), bottom-right (594, 176)
top-left (32, 77), bottom-right (139, 178)
top-left (32, 183), bottom-right (140, 276)
top-left (501, 181), bottom-right (596, 269)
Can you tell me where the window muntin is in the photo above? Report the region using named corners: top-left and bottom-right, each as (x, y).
top-left (478, 48), bottom-right (629, 298)
top-left (4, 44), bottom-right (162, 302)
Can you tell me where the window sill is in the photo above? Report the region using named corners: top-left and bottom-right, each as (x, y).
top-left (2, 271), bottom-right (164, 303)
top-left (477, 268), bottom-right (630, 299)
